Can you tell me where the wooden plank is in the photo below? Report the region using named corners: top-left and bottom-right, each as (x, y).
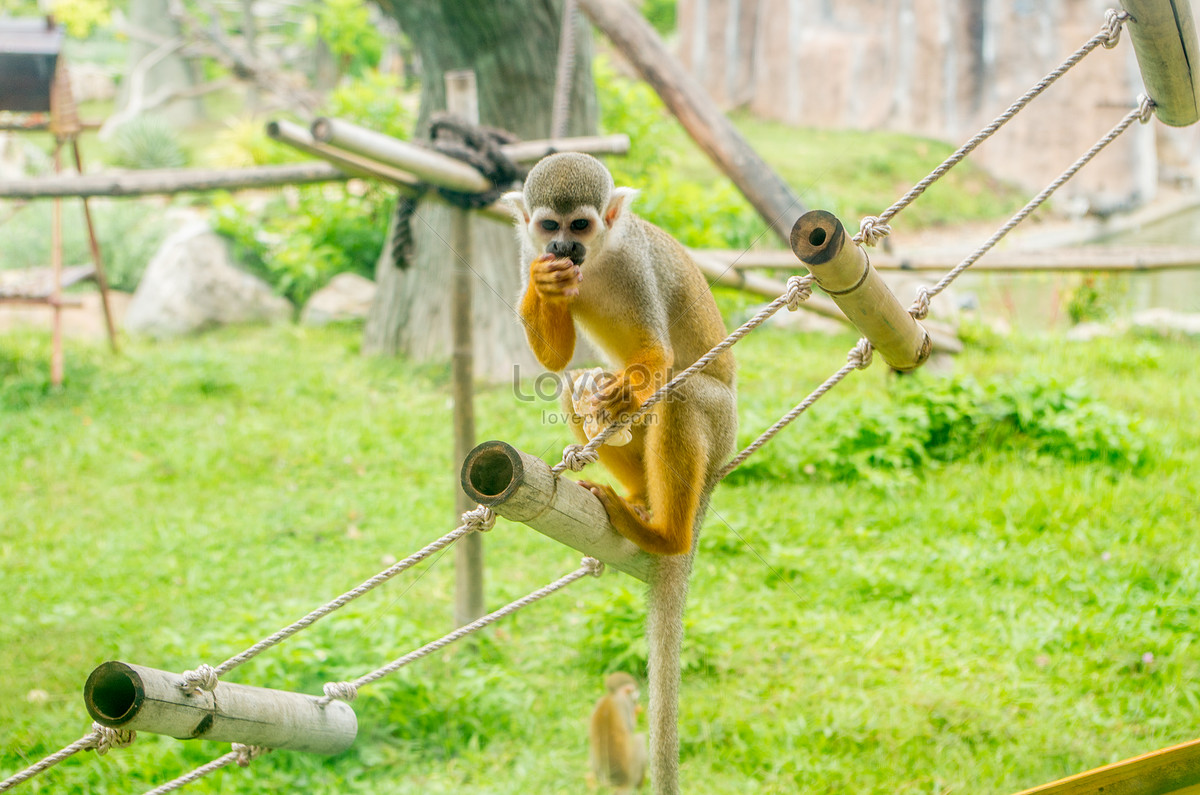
top-left (1121, 0), bottom-right (1200, 126)
top-left (1014, 739), bottom-right (1200, 795)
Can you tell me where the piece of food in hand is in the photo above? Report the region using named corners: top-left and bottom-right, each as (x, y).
top-left (567, 367), bottom-right (633, 447)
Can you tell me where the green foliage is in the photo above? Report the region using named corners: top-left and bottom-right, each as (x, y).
top-left (1064, 273), bottom-right (1129, 324)
top-left (728, 372), bottom-right (1147, 484)
top-left (212, 185), bottom-right (393, 307)
top-left (108, 116), bottom-right (189, 170)
top-left (308, 0), bottom-right (385, 78)
top-left (641, 0), bottom-right (678, 35)
top-left (323, 70), bottom-right (413, 141)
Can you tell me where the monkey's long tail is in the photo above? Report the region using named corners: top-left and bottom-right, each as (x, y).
top-left (645, 496), bottom-right (709, 795)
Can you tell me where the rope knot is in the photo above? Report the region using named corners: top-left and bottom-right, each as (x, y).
top-left (581, 557), bottom-right (605, 577)
top-left (233, 743), bottom-right (268, 767)
top-left (1137, 94), bottom-right (1155, 124)
top-left (857, 216), bottom-right (892, 247)
top-left (1102, 9), bottom-right (1129, 49)
top-left (785, 275), bottom-right (814, 311)
top-left (91, 723), bottom-right (135, 756)
top-left (462, 505), bottom-right (496, 533)
top-left (323, 681), bottom-right (359, 703)
top-left (561, 443), bottom-right (599, 472)
top-left (179, 664), bottom-right (219, 694)
top-left (848, 338), bottom-right (874, 370)
top-left (909, 286), bottom-right (932, 320)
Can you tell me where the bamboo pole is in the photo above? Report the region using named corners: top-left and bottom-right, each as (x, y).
top-left (311, 117), bottom-right (494, 194)
top-left (446, 70), bottom-right (485, 629)
top-left (84, 661), bottom-right (357, 755)
top-left (0, 162), bottom-right (349, 199)
top-left (460, 441), bottom-right (655, 583)
top-left (1012, 737), bottom-right (1200, 795)
top-left (1120, 0), bottom-right (1200, 127)
top-left (696, 245), bottom-right (1200, 273)
top-left (50, 142), bottom-right (64, 387)
top-left (791, 211), bottom-right (932, 371)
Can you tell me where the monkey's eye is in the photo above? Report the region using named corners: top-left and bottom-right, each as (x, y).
top-left (540, 220), bottom-right (560, 232)
top-left (570, 219), bottom-right (590, 232)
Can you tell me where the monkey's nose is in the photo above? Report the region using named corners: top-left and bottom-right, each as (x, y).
top-left (547, 240), bottom-right (586, 266)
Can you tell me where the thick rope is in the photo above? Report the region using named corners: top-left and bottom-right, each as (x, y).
top-left (0, 724), bottom-right (135, 792)
top-left (853, 8), bottom-right (1130, 247)
top-left (550, 0), bottom-right (579, 139)
top-left (551, 275), bottom-right (814, 476)
top-left (138, 744), bottom-right (268, 795)
top-left (180, 507), bottom-right (495, 693)
top-left (319, 557), bottom-right (605, 706)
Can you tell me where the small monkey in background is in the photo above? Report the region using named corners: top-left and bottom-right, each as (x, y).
top-left (505, 153), bottom-right (736, 795)
top-left (589, 672), bottom-right (647, 793)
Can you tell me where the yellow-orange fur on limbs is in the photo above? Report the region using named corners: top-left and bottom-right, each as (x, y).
top-left (503, 152), bottom-right (736, 558)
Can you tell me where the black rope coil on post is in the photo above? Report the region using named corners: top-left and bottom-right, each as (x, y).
top-left (391, 113), bottom-right (524, 270)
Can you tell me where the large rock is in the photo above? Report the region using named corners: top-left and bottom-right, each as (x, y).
top-left (300, 272), bottom-right (376, 326)
top-left (124, 220), bottom-right (291, 336)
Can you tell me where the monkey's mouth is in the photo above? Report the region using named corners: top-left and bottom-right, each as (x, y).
top-left (547, 240), bottom-right (586, 266)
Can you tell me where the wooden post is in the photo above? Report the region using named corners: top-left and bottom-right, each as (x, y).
top-left (1120, 0), bottom-right (1200, 127)
top-left (84, 661), bottom-right (357, 755)
top-left (446, 69), bottom-right (485, 629)
top-left (72, 139), bottom-right (118, 353)
top-left (790, 211), bottom-right (932, 372)
top-left (578, 0), bottom-right (806, 243)
top-left (460, 441), bottom-right (655, 582)
top-left (50, 142), bottom-right (64, 387)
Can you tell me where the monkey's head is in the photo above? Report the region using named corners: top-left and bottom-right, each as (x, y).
top-left (504, 153), bottom-right (638, 267)
top-left (604, 671), bottom-right (640, 698)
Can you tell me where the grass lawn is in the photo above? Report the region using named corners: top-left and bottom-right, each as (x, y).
top-left (1, 313), bottom-right (1197, 794)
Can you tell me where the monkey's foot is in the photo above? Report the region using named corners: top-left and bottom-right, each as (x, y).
top-left (578, 480), bottom-right (683, 555)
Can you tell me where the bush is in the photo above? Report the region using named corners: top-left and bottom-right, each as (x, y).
top-left (109, 116), bottom-right (189, 170)
top-left (726, 372), bottom-right (1148, 484)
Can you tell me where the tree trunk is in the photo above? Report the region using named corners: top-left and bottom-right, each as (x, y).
top-left (119, 0), bottom-right (205, 128)
top-left (366, 0), bottom-right (599, 381)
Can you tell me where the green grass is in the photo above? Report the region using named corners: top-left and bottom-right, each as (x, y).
top-left (2, 318), bottom-right (1197, 794)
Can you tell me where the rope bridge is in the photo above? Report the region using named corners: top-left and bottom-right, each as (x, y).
top-left (4, 4), bottom-right (1198, 793)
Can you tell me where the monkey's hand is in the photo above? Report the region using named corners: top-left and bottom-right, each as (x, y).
top-left (590, 360), bottom-right (667, 425)
top-left (529, 253), bottom-right (582, 303)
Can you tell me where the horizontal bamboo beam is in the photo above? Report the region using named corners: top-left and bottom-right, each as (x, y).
top-left (1120, 0), bottom-right (1200, 127)
top-left (0, 162), bottom-right (348, 199)
top-left (84, 661), bottom-right (357, 755)
top-left (460, 440), bottom-right (655, 583)
top-left (265, 120), bottom-right (511, 223)
top-left (1012, 737), bottom-right (1200, 795)
top-left (791, 210), bottom-right (931, 371)
top-left (695, 245), bottom-right (1200, 273)
top-left (501, 133), bottom-right (632, 162)
top-left (312, 117), bottom-right (494, 194)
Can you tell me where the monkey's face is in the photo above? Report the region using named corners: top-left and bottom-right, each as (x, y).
top-left (527, 205), bottom-right (606, 266)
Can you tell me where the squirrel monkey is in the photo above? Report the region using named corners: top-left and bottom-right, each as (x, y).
top-left (589, 672), bottom-right (647, 793)
top-left (503, 152), bottom-right (737, 557)
top-left (505, 153), bottom-right (737, 795)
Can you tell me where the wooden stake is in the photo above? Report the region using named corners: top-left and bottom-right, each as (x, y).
top-left (460, 441), bottom-right (654, 583)
top-left (790, 211), bottom-right (932, 371)
top-left (1120, 0), bottom-right (1200, 127)
top-left (446, 69), bottom-right (485, 629)
top-left (84, 661), bottom-right (357, 755)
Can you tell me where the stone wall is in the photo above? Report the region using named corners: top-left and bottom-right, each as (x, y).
top-left (676, 0), bottom-right (1198, 211)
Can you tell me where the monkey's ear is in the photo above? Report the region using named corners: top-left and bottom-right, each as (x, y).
top-left (604, 187), bottom-right (640, 229)
top-left (502, 191), bottom-right (530, 223)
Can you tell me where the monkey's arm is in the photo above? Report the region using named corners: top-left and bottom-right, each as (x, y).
top-left (519, 255), bottom-right (579, 371)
